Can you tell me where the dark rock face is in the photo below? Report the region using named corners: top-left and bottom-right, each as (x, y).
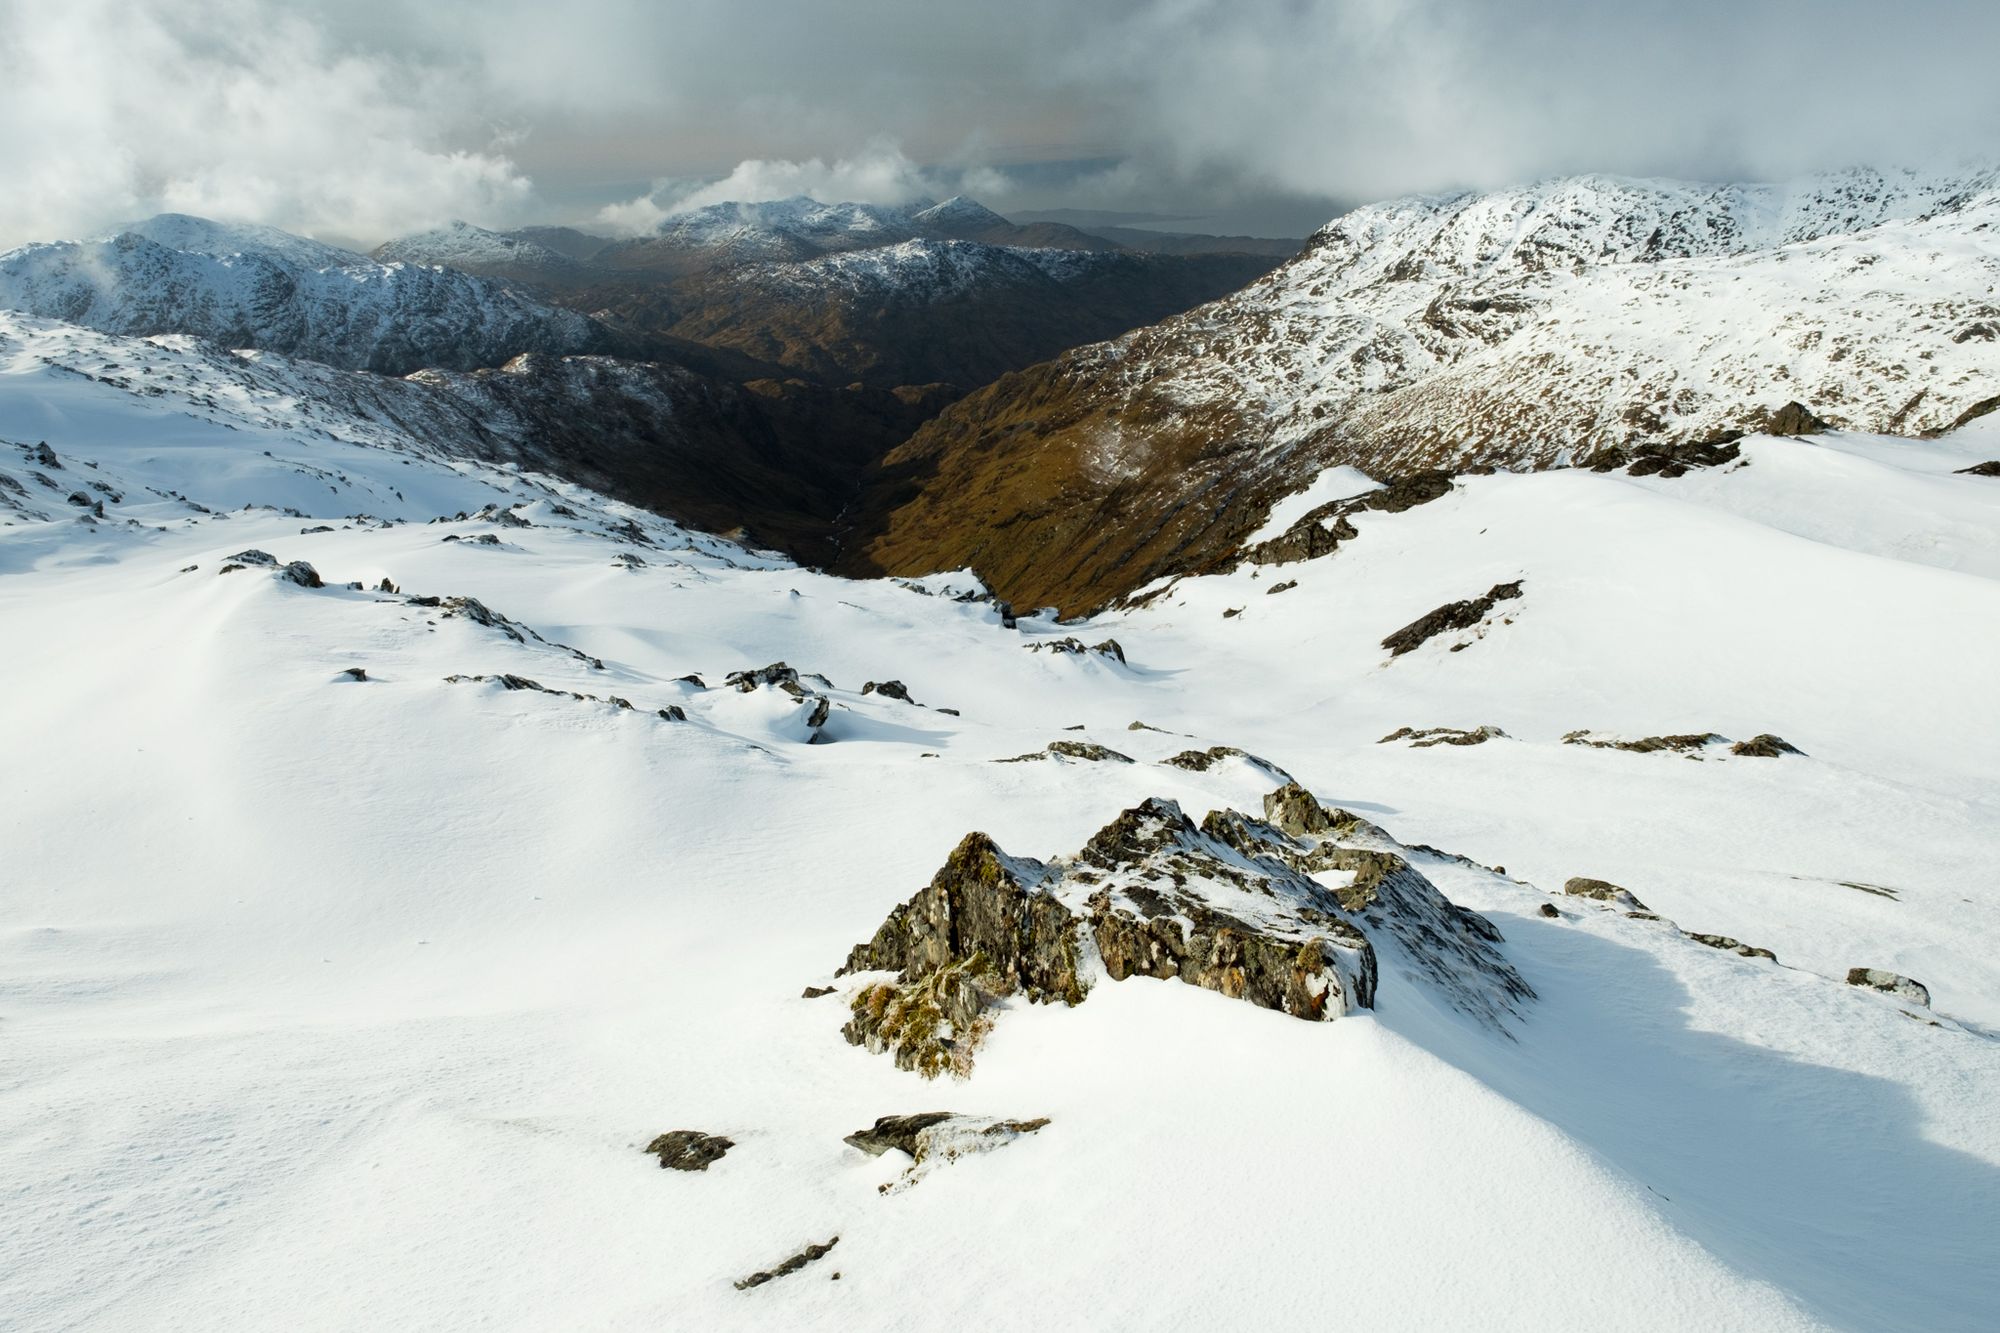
top-left (1046, 740), bottom-right (1131, 763)
top-left (1241, 470), bottom-right (1456, 569)
top-left (1767, 401), bottom-right (1832, 436)
top-left (844, 1113), bottom-right (958, 1157)
top-left (845, 1113), bottom-right (1051, 1193)
top-left (644, 1130), bottom-right (734, 1171)
top-left (339, 667), bottom-right (368, 682)
top-left (1538, 903), bottom-right (1561, 918)
top-left (1379, 725), bottom-right (1506, 747)
top-left (1846, 968), bottom-right (1931, 1007)
top-left (735, 1237), bottom-right (839, 1290)
top-left (225, 549), bottom-right (278, 567)
top-left (1593, 438), bottom-right (1742, 477)
top-left (862, 679), bottom-right (916, 703)
top-left (1160, 745), bottom-right (1292, 779)
top-left (1689, 933), bottom-right (1778, 962)
top-left (727, 662), bottom-right (801, 693)
top-left (1564, 877), bottom-right (1650, 912)
top-left (1381, 581), bottom-right (1523, 656)
top-left (657, 705), bottom-right (688, 722)
top-left (1956, 460), bottom-right (2000, 477)
top-left (276, 561), bottom-right (323, 588)
top-left (834, 787), bottom-right (1529, 1076)
top-left (1729, 733), bottom-right (1803, 757)
top-left (1024, 636), bottom-right (1125, 663)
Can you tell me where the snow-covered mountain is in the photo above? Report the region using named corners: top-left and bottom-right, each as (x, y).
top-left (2, 284), bottom-right (1997, 1328)
top-left (854, 166), bottom-right (2000, 612)
top-left (371, 220), bottom-right (586, 278)
top-left (0, 215), bottom-right (603, 374)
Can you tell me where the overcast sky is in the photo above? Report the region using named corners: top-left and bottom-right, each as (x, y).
top-left (1, 0), bottom-right (1995, 247)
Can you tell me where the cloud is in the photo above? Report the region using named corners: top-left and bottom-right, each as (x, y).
top-left (0, 0), bottom-right (533, 247)
top-left (596, 143), bottom-right (1016, 234)
top-left (4, 0), bottom-right (1997, 247)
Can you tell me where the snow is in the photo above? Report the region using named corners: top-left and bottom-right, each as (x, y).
top-left (2, 316), bottom-right (1998, 1329)
top-left (1242, 463), bottom-right (1384, 542)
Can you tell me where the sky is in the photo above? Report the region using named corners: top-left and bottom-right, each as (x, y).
top-left (0, 0), bottom-right (1995, 248)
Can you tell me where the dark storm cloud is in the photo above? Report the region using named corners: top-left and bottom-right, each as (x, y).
top-left (2, 0), bottom-right (1994, 245)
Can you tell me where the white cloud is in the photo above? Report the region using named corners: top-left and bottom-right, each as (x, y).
top-left (0, 0), bottom-right (533, 247)
top-left (595, 143), bottom-right (1015, 234)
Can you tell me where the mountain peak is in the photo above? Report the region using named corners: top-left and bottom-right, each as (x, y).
top-left (108, 213), bottom-right (367, 269)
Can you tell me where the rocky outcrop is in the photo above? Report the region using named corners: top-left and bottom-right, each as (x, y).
top-left (862, 679), bottom-right (916, 703)
top-left (1766, 401), bottom-right (1832, 436)
top-left (833, 787), bottom-right (1529, 1076)
top-left (1688, 933), bottom-right (1777, 961)
top-left (1160, 745), bottom-right (1292, 779)
top-left (734, 1237), bottom-right (839, 1290)
top-left (1846, 968), bottom-right (1931, 1007)
top-left (1024, 636), bottom-right (1125, 663)
top-left (1382, 582), bottom-right (1522, 656)
top-left (1378, 725), bottom-right (1506, 747)
top-left (1956, 460), bottom-right (2000, 477)
top-left (1565, 877), bottom-right (1650, 912)
top-left (644, 1130), bottom-right (734, 1171)
top-left (844, 1113), bottom-right (1050, 1194)
top-left (275, 560), bottom-right (323, 588)
top-left (1564, 730), bottom-right (1721, 754)
top-left (1730, 733), bottom-right (1803, 757)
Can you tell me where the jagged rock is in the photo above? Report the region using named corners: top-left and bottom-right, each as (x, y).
top-left (225, 549), bottom-right (278, 567)
top-left (1160, 745), bottom-right (1293, 780)
top-left (300, 525), bottom-right (334, 534)
top-left (1564, 730), bottom-right (1722, 754)
top-left (1564, 876), bottom-right (1650, 912)
top-left (1730, 733), bottom-right (1803, 757)
top-left (376, 577), bottom-right (397, 593)
top-left (339, 667), bottom-right (367, 682)
top-left (1846, 968), bottom-right (1931, 1007)
top-left (612, 551), bottom-right (647, 568)
top-left (1266, 580), bottom-right (1298, 594)
top-left (735, 1237), bottom-right (838, 1291)
top-left (1379, 725), bottom-right (1506, 747)
top-left (1241, 471), bottom-right (1456, 568)
top-left (29, 442), bottom-right (59, 469)
top-left (803, 695), bottom-right (831, 730)
top-left (1689, 933), bottom-right (1777, 961)
top-left (834, 789), bottom-right (1529, 1075)
top-left (1955, 460), bottom-right (2000, 477)
top-left (675, 674), bottom-right (706, 688)
top-left (643, 1130), bottom-right (734, 1171)
top-left (1024, 636), bottom-right (1124, 663)
top-left (1047, 740), bottom-right (1131, 763)
top-left (1767, 401), bottom-right (1831, 435)
top-left (657, 705), bottom-right (687, 722)
top-left (863, 680), bottom-right (916, 704)
top-left (801, 985), bottom-right (834, 999)
top-left (726, 662), bottom-right (800, 693)
top-left (845, 1113), bottom-right (1051, 1194)
top-left (1382, 581), bottom-right (1522, 656)
top-left (276, 561), bottom-right (323, 588)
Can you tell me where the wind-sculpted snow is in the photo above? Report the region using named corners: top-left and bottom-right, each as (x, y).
top-left (0, 220), bottom-right (601, 374)
top-left (3, 248), bottom-right (2000, 1328)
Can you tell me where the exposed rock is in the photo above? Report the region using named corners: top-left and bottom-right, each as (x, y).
top-left (1160, 745), bottom-right (1293, 781)
top-left (676, 674), bottom-right (707, 689)
top-left (643, 1130), bottom-right (734, 1171)
top-left (862, 679), bottom-right (916, 703)
top-left (373, 577), bottom-right (397, 594)
top-left (735, 1237), bottom-right (839, 1291)
top-left (1729, 733), bottom-right (1803, 757)
top-left (1955, 460), bottom-right (2000, 477)
top-left (1266, 579), bottom-right (1298, 594)
top-left (276, 561), bottom-right (323, 588)
top-left (657, 705), bottom-right (688, 721)
top-left (1596, 438), bottom-right (1743, 477)
top-left (1047, 740), bottom-right (1131, 763)
top-left (1564, 730), bottom-right (1723, 755)
top-left (29, 442), bottom-right (59, 469)
top-left (1024, 636), bottom-right (1125, 663)
top-left (338, 667), bottom-right (367, 682)
top-left (803, 695), bottom-right (831, 731)
top-left (1378, 725), bottom-right (1506, 747)
top-left (727, 662), bottom-right (801, 693)
top-left (1564, 876), bottom-right (1650, 912)
top-left (1767, 401), bottom-right (1832, 436)
top-left (1689, 933), bottom-right (1778, 961)
top-left (801, 985), bottom-right (834, 999)
top-left (834, 789), bottom-right (1529, 1075)
top-left (845, 1113), bottom-right (1051, 1195)
top-left (1538, 903), bottom-right (1561, 918)
top-left (1846, 968), bottom-right (1931, 1007)
top-left (225, 549), bottom-right (278, 567)
top-left (1381, 581), bottom-right (1523, 656)
top-left (1240, 471), bottom-right (1455, 569)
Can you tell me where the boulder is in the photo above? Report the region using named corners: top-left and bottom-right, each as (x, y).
top-left (1846, 968), bottom-right (1930, 1007)
top-left (862, 680), bottom-right (916, 704)
top-left (1729, 733), bottom-right (1803, 757)
top-left (1767, 401), bottom-right (1832, 436)
top-left (1564, 877), bottom-right (1650, 912)
top-left (276, 561), bottom-right (323, 588)
top-left (643, 1130), bottom-right (734, 1171)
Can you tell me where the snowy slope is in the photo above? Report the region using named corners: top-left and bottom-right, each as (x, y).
top-left (371, 221), bottom-right (584, 276)
top-left (0, 218), bottom-right (601, 374)
top-left (1087, 165), bottom-right (2000, 458)
top-left (1, 306), bottom-right (1997, 1330)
